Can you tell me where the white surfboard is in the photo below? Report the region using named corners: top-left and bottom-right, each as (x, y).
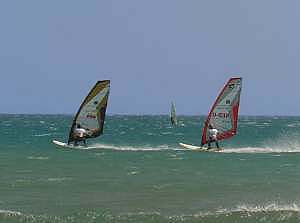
top-left (179, 142), bottom-right (221, 152)
top-left (52, 140), bottom-right (86, 149)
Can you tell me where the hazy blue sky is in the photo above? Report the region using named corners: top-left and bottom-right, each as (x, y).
top-left (0, 1), bottom-right (296, 115)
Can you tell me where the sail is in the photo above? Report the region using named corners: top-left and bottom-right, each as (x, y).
top-left (201, 77), bottom-right (242, 145)
top-left (68, 80), bottom-right (110, 143)
top-left (170, 102), bottom-right (178, 125)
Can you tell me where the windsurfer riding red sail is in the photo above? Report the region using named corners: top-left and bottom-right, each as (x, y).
top-left (179, 77), bottom-right (242, 151)
top-left (205, 124), bottom-right (220, 150)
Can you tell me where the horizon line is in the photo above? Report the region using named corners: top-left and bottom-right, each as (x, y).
top-left (0, 113), bottom-right (300, 117)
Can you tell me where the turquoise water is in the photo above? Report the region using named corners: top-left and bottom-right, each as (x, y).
top-left (1, 114), bottom-right (300, 222)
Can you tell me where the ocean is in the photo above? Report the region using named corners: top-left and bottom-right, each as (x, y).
top-left (1, 114), bottom-right (300, 222)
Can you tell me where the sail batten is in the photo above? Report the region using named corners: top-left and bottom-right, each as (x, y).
top-left (68, 80), bottom-right (110, 144)
top-left (201, 77), bottom-right (242, 145)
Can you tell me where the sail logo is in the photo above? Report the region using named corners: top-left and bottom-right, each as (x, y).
top-left (213, 112), bottom-right (229, 118)
top-left (86, 113), bottom-right (96, 119)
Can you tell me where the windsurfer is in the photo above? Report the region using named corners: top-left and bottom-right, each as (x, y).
top-left (207, 124), bottom-right (220, 150)
top-left (73, 124), bottom-right (87, 146)
top-left (170, 102), bottom-right (177, 126)
top-left (171, 116), bottom-right (176, 125)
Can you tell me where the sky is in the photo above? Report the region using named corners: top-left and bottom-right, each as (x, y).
top-left (0, 1), bottom-right (297, 115)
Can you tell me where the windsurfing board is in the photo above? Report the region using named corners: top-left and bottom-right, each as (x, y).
top-left (179, 142), bottom-right (221, 152)
top-left (52, 140), bottom-right (87, 149)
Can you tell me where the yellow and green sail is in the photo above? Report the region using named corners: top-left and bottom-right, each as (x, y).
top-left (68, 80), bottom-right (110, 143)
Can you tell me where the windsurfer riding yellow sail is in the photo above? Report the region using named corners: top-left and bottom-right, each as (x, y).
top-left (52, 80), bottom-right (110, 148)
top-left (67, 80), bottom-right (110, 146)
top-left (71, 123), bottom-right (99, 146)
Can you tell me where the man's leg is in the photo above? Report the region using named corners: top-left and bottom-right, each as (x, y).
top-left (215, 140), bottom-right (220, 149)
top-left (207, 140), bottom-right (211, 149)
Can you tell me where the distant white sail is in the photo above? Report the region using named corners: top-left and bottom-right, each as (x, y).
top-left (170, 102), bottom-right (178, 125)
top-left (68, 80), bottom-right (110, 144)
top-left (201, 77), bottom-right (242, 145)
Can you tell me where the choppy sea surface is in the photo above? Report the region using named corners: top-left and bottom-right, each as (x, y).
top-left (1, 114), bottom-right (300, 222)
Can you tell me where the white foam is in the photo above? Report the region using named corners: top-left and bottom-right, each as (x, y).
top-left (127, 171), bottom-right (139, 175)
top-left (80, 143), bottom-right (179, 151)
top-left (168, 154), bottom-right (184, 160)
top-left (287, 124), bottom-right (298, 128)
top-left (33, 133), bottom-right (52, 137)
top-left (70, 143), bottom-right (300, 153)
top-left (221, 147), bottom-right (300, 153)
top-left (191, 202), bottom-right (300, 218)
top-left (47, 177), bottom-right (72, 182)
top-left (222, 133), bottom-right (300, 153)
top-left (233, 202), bottom-right (300, 213)
top-left (0, 209), bottom-right (22, 216)
top-left (117, 203), bottom-right (300, 220)
top-left (27, 156), bottom-right (49, 160)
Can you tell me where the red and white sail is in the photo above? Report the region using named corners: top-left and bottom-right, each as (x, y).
top-left (201, 77), bottom-right (242, 145)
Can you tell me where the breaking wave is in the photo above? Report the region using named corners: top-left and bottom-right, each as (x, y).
top-left (2, 203), bottom-right (300, 222)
